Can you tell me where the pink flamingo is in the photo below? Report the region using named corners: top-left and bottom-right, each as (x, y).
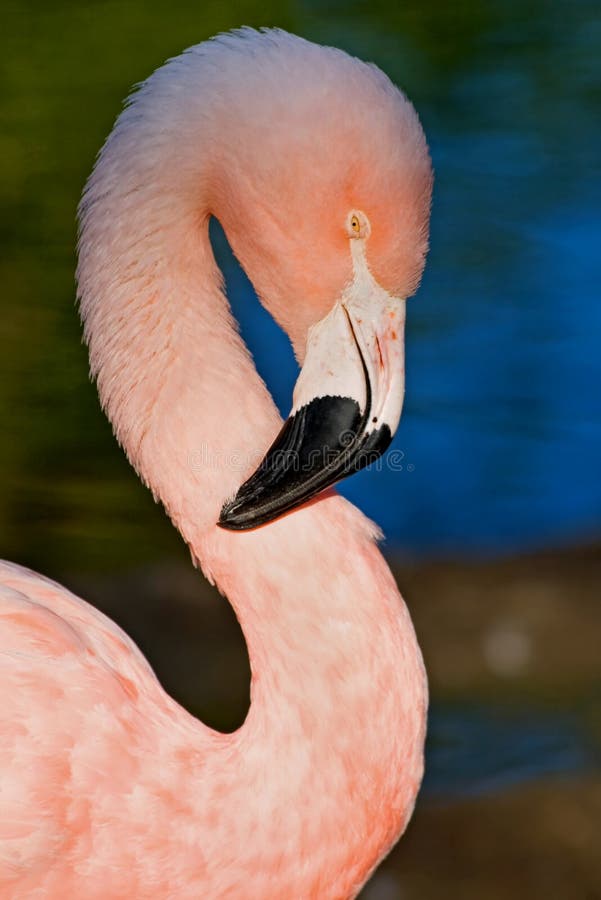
top-left (0, 29), bottom-right (432, 899)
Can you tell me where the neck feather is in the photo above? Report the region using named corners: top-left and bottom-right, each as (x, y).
top-left (76, 41), bottom-right (427, 895)
top-left (77, 57), bottom-right (281, 540)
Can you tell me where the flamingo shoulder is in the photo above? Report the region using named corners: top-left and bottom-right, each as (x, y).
top-left (0, 561), bottom-right (196, 892)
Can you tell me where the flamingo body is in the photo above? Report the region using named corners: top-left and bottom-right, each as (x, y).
top-left (0, 29), bottom-right (432, 899)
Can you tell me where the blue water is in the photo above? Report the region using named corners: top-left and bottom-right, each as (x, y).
top-left (424, 705), bottom-right (596, 797)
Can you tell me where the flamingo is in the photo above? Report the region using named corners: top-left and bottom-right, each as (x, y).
top-left (0, 28), bottom-right (433, 899)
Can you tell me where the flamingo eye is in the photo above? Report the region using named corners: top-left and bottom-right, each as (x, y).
top-left (347, 211), bottom-right (370, 239)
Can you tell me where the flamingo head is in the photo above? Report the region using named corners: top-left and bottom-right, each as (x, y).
top-left (213, 30), bottom-right (433, 529)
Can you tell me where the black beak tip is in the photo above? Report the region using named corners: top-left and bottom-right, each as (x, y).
top-left (217, 498), bottom-right (248, 531)
top-left (218, 493), bottom-right (276, 531)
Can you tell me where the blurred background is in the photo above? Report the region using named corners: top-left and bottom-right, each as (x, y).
top-left (2, 1), bottom-right (600, 897)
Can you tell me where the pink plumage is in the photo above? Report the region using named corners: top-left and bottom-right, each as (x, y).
top-left (0, 28), bottom-right (432, 898)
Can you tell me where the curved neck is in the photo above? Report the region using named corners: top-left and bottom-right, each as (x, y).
top-left (77, 48), bottom-right (427, 895)
top-left (78, 103), bottom-right (284, 549)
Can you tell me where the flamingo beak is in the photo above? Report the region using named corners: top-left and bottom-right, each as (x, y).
top-left (219, 253), bottom-right (406, 531)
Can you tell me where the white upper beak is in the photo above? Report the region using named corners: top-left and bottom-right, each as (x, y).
top-left (293, 238), bottom-right (406, 438)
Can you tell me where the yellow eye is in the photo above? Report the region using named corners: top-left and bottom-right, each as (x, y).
top-left (347, 210), bottom-right (370, 239)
